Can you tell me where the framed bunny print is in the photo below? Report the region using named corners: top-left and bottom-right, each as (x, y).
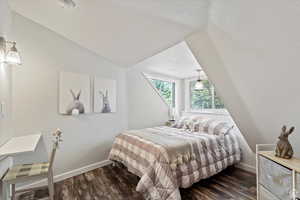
top-left (59, 72), bottom-right (91, 115)
top-left (93, 77), bottom-right (117, 113)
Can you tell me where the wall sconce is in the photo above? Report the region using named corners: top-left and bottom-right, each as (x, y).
top-left (0, 36), bottom-right (22, 66)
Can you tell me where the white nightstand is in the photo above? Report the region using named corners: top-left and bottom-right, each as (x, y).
top-left (256, 144), bottom-right (300, 200)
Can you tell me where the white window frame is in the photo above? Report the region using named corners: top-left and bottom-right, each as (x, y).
top-left (143, 73), bottom-right (177, 108)
top-left (184, 78), bottom-right (228, 115)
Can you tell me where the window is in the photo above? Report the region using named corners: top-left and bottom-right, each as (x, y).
top-left (190, 80), bottom-right (224, 110)
top-left (150, 78), bottom-right (175, 108)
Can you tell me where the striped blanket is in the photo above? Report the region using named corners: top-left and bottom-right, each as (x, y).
top-left (109, 126), bottom-right (241, 200)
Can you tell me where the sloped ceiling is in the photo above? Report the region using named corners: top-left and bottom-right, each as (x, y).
top-left (9, 0), bottom-right (209, 67)
top-left (134, 41), bottom-right (201, 79)
top-left (110, 0), bottom-right (209, 28)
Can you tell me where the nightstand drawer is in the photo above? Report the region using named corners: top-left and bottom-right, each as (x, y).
top-left (259, 156), bottom-right (292, 200)
top-left (259, 185), bottom-right (280, 200)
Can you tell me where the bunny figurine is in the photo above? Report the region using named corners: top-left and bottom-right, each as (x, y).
top-left (99, 90), bottom-right (111, 113)
top-left (66, 89), bottom-right (85, 115)
top-left (275, 125), bottom-right (295, 159)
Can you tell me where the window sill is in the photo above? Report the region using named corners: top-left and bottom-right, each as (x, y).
top-left (184, 109), bottom-right (229, 116)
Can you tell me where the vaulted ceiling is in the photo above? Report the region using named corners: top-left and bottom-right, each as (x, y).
top-left (9, 0), bottom-right (210, 67)
top-left (134, 41), bottom-right (201, 79)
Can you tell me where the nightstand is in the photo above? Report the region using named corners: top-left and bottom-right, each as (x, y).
top-left (256, 144), bottom-right (300, 200)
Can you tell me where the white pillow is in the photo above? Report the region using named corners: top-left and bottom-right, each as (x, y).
top-left (172, 116), bottom-right (189, 129)
top-left (201, 119), bottom-right (234, 135)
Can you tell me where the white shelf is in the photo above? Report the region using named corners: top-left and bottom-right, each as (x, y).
top-left (0, 134), bottom-right (41, 157)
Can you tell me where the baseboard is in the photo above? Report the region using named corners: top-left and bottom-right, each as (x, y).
top-left (18, 159), bottom-right (112, 190)
top-left (235, 162), bottom-right (256, 174)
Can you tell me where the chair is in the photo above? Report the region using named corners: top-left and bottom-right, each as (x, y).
top-left (2, 129), bottom-right (62, 200)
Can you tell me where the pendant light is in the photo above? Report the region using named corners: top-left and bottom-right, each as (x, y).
top-left (194, 69), bottom-right (204, 90)
top-left (6, 42), bottom-right (21, 65)
top-left (0, 36), bottom-right (22, 65)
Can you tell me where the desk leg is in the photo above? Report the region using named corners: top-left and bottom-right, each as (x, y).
top-left (1, 182), bottom-right (10, 200)
top-left (293, 170), bottom-right (296, 200)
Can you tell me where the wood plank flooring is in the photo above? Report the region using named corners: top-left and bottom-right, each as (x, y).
top-left (17, 164), bottom-right (256, 200)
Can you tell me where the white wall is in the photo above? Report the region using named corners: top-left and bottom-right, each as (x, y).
top-left (0, 0), bottom-right (13, 147)
top-left (0, 64), bottom-right (12, 147)
top-left (127, 68), bottom-right (169, 129)
top-left (0, 64), bottom-right (14, 193)
top-left (208, 0), bottom-right (300, 153)
top-left (0, 64), bottom-right (13, 180)
top-left (187, 0), bottom-right (300, 165)
top-left (0, 2), bottom-right (14, 197)
top-left (10, 13), bottom-right (128, 175)
top-left (0, 0), bottom-right (13, 182)
top-left (127, 52), bottom-right (189, 129)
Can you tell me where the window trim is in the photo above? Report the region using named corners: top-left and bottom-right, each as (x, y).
top-left (143, 73), bottom-right (176, 108)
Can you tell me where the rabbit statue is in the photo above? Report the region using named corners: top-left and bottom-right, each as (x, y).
top-left (66, 89), bottom-right (85, 115)
top-left (99, 90), bottom-right (111, 113)
top-left (275, 125), bottom-right (295, 159)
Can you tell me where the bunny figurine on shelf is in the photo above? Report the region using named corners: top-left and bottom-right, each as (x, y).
top-left (275, 125), bottom-right (295, 159)
top-left (66, 89), bottom-right (85, 115)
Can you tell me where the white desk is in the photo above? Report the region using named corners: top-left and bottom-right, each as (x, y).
top-left (0, 134), bottom-right (41, 200)
top-left (0, 134), bottom-right (41, 157)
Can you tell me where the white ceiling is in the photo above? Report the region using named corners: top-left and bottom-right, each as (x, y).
top-left (134, 41), bottom-right (203, 79)
top-left (110, 0), bottom-right (209, 28)
top-left (9, 0), bottom-right (209, 67)
top-left (0, 0), bottom-right (11, 36)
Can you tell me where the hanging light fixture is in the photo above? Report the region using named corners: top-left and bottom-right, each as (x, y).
top-left (0, 36), bottom-right (22, 65)
top-left (194, 69), bottom-right (204, 90)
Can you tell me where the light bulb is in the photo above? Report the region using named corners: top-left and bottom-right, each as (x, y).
top-left (0, 49), bottom-right (5, 63)
top-left (6, 43), bottom-right (21, 65)
top-left (194, 80), bottom-right (204, 90)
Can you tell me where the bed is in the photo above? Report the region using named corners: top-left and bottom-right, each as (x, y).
top-left (109, 123), bottom-right (241, 200)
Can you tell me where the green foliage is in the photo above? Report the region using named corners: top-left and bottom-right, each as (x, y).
top-left (149, 78), bottom-right (224, 110)
top-left (150, 79), bottom-right (174, 107)
top-left (190, 80), bottom-right (224, 110)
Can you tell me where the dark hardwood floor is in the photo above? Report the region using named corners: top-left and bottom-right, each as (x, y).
top-left (17, 164), bottom-right (256, 200)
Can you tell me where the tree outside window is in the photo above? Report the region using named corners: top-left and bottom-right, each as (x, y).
top-left (190, 80), bottom-right (224, 110)
top-left (150, 79), bottom-right (175, 108)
